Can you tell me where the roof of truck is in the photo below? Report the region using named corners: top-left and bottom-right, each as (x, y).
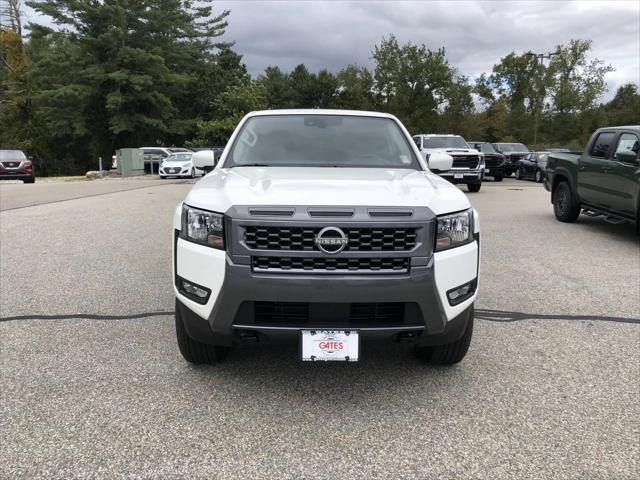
top-left (248, 109), bottom-right (396, 118)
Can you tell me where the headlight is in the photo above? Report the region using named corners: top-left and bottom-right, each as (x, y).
top-left (181, 204), bottom-right (224, 250)
top-left (435, 209), bottom-right (473, 251)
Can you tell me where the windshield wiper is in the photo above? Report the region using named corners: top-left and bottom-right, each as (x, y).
top-left (229, 163), bottom-right (271, 168)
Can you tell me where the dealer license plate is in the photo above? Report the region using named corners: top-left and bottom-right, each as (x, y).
top-left (454, 173), bottom-right (464, 179)
top-left (301, 330), bottom-right (359, 362)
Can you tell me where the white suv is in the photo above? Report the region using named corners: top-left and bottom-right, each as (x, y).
top-left (173, 110), bottom-right (480, 365)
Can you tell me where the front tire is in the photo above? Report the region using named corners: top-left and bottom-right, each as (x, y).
top-left (415, 312), bottom-right (474, 365)
top-left (23, 176), bottom-right (35, 184)
top-left (515, 168), bottom-right (522, 180)
top-left (494, 174), bottom-right (504, 182)
top-left (553, 181), bottom-right (581, 222)
top-left (175, 301), bottom-right (229, 364)
top-left (535, 170), bottom-right (543, 183)
top-left (190, 168), bottom-right (195, 179)
top-left (467, 182), bottom-right (481, 193)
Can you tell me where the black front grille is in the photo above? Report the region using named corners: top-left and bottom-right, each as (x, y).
top-left (1, 162), bottom-right (20, 168)
top-left (484, 155), bottom-right (503, 168)
top-left (244, 226), bottom-right (417, 251)
top-left (251, 301), bottom-right (415, 327)
top-left (252, 256), bottom-right (409, 273)
top-left (451, 155), bottom-right (479, 169)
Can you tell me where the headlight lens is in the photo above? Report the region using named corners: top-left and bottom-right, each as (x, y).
top-left (181, 204), bottom-right (224, 249)
top-left (435, 209), bottom-right (473, 251)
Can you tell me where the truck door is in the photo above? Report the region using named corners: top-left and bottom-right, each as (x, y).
top-left (601, 132), bottom-right (640, 217)
top-left (577, 131), bottom-right (616, 208)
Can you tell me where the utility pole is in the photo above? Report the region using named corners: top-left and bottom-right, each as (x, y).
top-left (525, 50), bottom-right (559, 148)
top-left (0, 0), bottom-right (22, 37)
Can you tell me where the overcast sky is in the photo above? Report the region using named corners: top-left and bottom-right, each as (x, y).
top-left (24, 0), bottom-right (640, 100)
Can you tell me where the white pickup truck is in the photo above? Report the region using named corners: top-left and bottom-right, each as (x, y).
top-left (175, 110), bottom-right (480, 365)
top-left (413, 134), bottom-right (484, 192)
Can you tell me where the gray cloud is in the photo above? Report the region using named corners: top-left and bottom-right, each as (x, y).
top-left (22, 0), bottom-right (639, 100)
top-left (216, 0), bottom-right (639, 100)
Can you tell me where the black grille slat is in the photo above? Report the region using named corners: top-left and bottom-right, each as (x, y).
top-left (251, 301), bottom-right (411, 327)
top-left (484, 155), bottom-right (502, 168)
top-left (244, 226), bottom-right (417, 252)
top-left (252, 256), bottom-right (409, 273)
top-left (451, 155), bottom-right (479, 169)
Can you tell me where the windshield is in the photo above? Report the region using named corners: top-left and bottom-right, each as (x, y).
top-left (422, 136), bottom-right (469, 149)
top-left (225, 115), bottom-right (421, 169)
top-left (472, 143), bottom-right (497, 154)
top-left (496, 143), bottom-right (529, 153)
top-left (0, 150), bottom-right (27, 160)
top-left (165, 153), bottom-right (192, 162)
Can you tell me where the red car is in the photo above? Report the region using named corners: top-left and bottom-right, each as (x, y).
top-left (0, 149), bottom-right (35, 183)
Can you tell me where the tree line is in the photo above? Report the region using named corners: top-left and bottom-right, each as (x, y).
top-left (0, 1), bottom-right (638, 176)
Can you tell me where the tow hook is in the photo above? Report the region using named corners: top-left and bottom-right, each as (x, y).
top-left (396, 331), bottom-right (418, 343)
top-left (238, 331), bottom-right (260, 343)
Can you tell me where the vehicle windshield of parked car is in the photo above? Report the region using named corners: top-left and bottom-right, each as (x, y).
top-left (423, 136), bottom-right (469, 149)
top-left (475, 143), bottom-right (497, 154)
top-left (0, 150), bottom-right (27, 160)
top-left (165, 153), bottom-right (192, 163)
top-left (226, 115), bottom-right (421, 169)
top-left (498, 143), bottom-right (529, 152)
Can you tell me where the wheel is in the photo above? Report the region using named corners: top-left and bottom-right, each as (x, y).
top-left (159, 175), bottom-right (166, 179)
top-left (515, 168), bottom-right (522, 180)
top-left (415, 312), bottom-right (474, 365)
top-left (467, 182), bottom-right (481, 193)
top-left (190, 168), bottom-right (195, 179)
top-left (23, 176), bottom-right (35, 184)
top-left (494, 174), bottom-right (503, 182)
top-left (553, 181), bottom-right (581, 222)
top-left (535, 170), bottom-right (543, 183)
top-left (175, 301), bottom-right (230, 364)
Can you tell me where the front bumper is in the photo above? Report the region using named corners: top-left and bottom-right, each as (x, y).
top-left (160, 167), bottom-right (191, 177)
top-left (173, 206), bottom-right (480, 347)
top-left (0, 168), bottom-right (34, 180)
top-left (440, 169), bottom-right (483, 184)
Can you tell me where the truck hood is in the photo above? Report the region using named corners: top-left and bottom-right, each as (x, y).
top-left (183, 167), bottom-right (470, 215)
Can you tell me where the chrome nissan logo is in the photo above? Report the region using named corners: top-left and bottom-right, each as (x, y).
top-left (315, 227), bottom-right (348, 254)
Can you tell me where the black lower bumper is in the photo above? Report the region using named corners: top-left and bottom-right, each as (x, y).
top-left (177, 256), bottom-right (474, 348)
top-left (0, 171), bottom-right (33, 180)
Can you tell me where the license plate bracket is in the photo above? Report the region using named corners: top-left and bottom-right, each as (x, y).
top-left (301, 330), bottom-right (359, 362)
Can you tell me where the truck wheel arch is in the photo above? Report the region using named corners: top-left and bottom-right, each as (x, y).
top-left (551, 170), bottom-right (576, 204)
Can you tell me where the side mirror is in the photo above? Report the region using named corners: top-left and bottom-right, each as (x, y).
top-left (427, 152), bottom-right (453, 173)
top-left (191, 150), bottom-right (216, 172)
top-left (616, 151), bottom-right (639, 164)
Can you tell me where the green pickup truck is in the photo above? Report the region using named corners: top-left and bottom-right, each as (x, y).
top-left (545, 126), bottom-right (640, 230)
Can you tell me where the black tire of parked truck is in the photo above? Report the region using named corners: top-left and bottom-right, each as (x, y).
top-left (535, 170), bottom-right (543, 183)
top-left (553, 181), bottom-right (581, 222)
top-left (415, 313), bottom-right (474, 365)
top-left (494, 174), bottom-right (503, 182)
top-left (175, 301), bottom-right (230, 364)
top-left (467, 182), bottom-right (481, 193)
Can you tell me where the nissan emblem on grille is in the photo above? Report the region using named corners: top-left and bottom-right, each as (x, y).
top-left (315, 226), bottom-right (348, 254)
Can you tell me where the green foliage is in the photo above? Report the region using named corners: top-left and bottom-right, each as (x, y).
top-left (372, 35), bottom-right (455, 132)
top-left (188, 81), bottom-right (267, 146)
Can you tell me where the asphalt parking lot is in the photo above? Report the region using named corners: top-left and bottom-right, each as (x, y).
top-left (1, 177), bottom-right (639, 479)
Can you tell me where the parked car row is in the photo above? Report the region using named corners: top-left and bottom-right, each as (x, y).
top-left (139, 146), bottom-right (225, 178)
